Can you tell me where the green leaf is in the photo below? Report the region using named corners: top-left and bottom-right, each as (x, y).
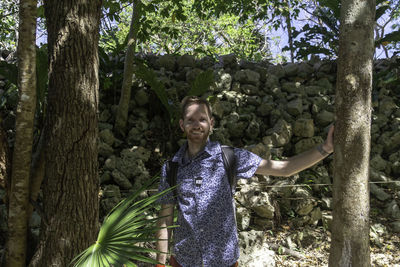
top-left (380, 29), bottom-right (400, 43)
top-left (376, 5), bottom-right (390, 20)
top-left (71, 175), bottom-right (177, 267)
top-left (188, 69), bottom-right (214, 96)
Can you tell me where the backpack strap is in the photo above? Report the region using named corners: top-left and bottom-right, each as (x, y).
top-left (221, 145), bottom-right (237, 195)
top-left (166, 159), bottom-right (178, 196)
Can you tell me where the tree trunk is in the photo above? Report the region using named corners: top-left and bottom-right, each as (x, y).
top-left (6, 0), bottom-right (37, 266)
top-left (114, 0), bottom-right (141, 135)
top-left (283, 0), bottom-right (294, 63)
top-left (29, 0), bottom-right (102, 266)
top-left (329, 0), bottom-right (375, 266)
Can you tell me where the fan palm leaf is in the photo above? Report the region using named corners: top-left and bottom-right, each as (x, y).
top-left (71, 175), bottom-right (176, 267)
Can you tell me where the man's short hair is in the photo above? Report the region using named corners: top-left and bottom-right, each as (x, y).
top-left (180, 96), bottom-right (212, 119)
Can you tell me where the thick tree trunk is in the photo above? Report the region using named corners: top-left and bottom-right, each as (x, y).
top-left (329, 0), bottom-right (375, 266)
top-left (6, 0), bottom-right (37, 266)
top-left (114, 0), bottom-right (141, 135)
top-left (29, 0), bottom-right (102, 266)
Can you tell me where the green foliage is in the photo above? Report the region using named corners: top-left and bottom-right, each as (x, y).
top-left (187, 69), bottom-right (214, 96)
top-left (98, 45), bottom-right (125, 100)
top-left (134, 61), bottom-right (179, 124)
top-left (133, 59), bottom-right (214, 125)
top-left (283, 0), bottom-right (339, 60)
top-left (71, 175), bottom-right (177, 267)
top-left (36, 45), bottom-right (48, 117)
top-left (100, 0), bottom-right (271, 61)
top-left (285, 0), bottom-right (400, 60)
top-left (0, 0), bottom-right (19, 50)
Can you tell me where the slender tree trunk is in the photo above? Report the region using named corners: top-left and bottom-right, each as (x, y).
top-left (329, 0), bottom-right (375, 266)
top-left (114, 0), bottom-right (141, 135)
top-left (5, 0), bottom-right (37, 266)
top-left (283, 0), bottom-right (294, 63)
top-left (29, 0), bottom-right (102, 266)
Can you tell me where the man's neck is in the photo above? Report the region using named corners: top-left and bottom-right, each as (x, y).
top-left (187, 140), bottom-right (207, 158)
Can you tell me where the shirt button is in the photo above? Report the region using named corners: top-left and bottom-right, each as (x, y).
top-left (200, 228), bottom-right (204, 232)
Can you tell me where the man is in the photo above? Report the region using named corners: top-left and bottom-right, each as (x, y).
top-left (156, 96), bottom-right (334, 267)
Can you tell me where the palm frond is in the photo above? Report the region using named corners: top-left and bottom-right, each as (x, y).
top-left (71, 175), bottom-right (176, 267)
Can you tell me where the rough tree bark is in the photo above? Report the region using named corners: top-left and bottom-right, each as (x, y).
top-left (329, 0), bottom-right (375, 266)
top-left (29, 0), bottom-right (102, 266)
top-left (5, 0), bottom-right (37, 266)
top-left (114, 0), bottom-right (141, 135)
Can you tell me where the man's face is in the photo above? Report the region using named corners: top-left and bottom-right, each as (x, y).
top-left (179, 103), bottom-right (214, 144)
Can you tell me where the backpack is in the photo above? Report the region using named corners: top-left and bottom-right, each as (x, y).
top-left (165, 145), bottom-right (237, 196)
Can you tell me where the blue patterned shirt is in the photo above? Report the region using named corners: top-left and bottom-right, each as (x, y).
top-left (158, 141), bottom-right (262, 267)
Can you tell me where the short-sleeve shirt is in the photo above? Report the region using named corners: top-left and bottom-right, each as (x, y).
top-left (158, 140), bottom-right (262, 267)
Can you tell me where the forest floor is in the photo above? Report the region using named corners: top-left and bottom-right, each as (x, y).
top-left (270, 216), bottom-right (400, 266)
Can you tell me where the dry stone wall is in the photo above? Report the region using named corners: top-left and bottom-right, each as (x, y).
top-left (0, 50), bottom-right (400, 264)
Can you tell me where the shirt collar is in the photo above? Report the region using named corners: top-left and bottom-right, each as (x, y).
top-left (172, 139), bottom-right (221, 164)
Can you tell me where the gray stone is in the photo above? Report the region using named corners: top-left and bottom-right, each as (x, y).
top-left (220, 54), bottom-right (238, 68)
top-left (293, 118), bottom-right (315, 137)
top-left (282, 82), bottom-right (303, 94)
top-left (196, 56), bottom-right (215, 69)
top-left (100, 171), bottom-right (112, 184)
top-left (268, 64), bottom-right (285, 79)
top-left (101, 197), bottom-right (120, 215)
top-left (234, 69), bottom-right (260, 87)
top-left (177, 54), bottom-right (195, 68)
top-left (122, 146), bottom-right (151, 162)
top-left (104, 155), bottom-right (117, 170)
top-left (245, 143), bottom-right (271, 159)
top-left (236, 206), bottom-right (251, 231)
top-left (322, 212), bottom-right (333, 230)
top-left (321, 197), bottom-right (332, 210)
top-left (314, 77), bottom-right (333, 92)
top-left (370, 154), bottom-right (389, 172)
top-left (99, 129), bottom-right (115, 146)
top-left (98, 142), bottom-right (114, 158)
top-left (158, 54), bottom-right (176, 71)
top-left (286, 98), bottom-right (303, 116)
top-left (284, 63), bottom-right (299, 76)
top-left (245, 120), bottom-right (260, 140)
top-left (268, 119), bottom-right (292, 147)
top-left (297, 62), bottom-right (314, 77)
top-left (379, 97), bottom-right (398, 116)
top-left (264, 74), bottom-right (280, 89)
top-left (315, 110), bottom-right (334, 126)
top-left (111, 169), bottom-right (132, 190)
top-left (370, 183), bottom-right (391, 201)
top-left (385, 200), bottom-right (400, 219)
top-left (241, 84), bottom-right (259, 95)
top-left (253, 217), bottom-right (274, 229)
top-left (214, 70), bottom-right (232, 92)
top-left (249, 192), bottom-right (275, 219)
top-left (294, 136), bottom-right (324, 154)
top-left (134, 89), bottom-right (149, 106)
top-left (304, 85), bottom-right (327, 96)
top-left (309, 207), bottom-right (322, 225)
top-left (390, 220), bottom-right (400, 233)
top-left (238, 230), bottom-right (275, 267)
top-left (226, 120), bottom-right (248, 138)
top-left (103, 184), bottom-right (121, 199)
top-left (295, 198), bottom-right (316, 216)
top-left (99, 109), bottom-right (111, 122)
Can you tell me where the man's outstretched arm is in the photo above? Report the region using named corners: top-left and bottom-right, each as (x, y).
top-left (256, 125), bottom-right (334, 177)
top-left (155, 203), bottom-right (174, 265)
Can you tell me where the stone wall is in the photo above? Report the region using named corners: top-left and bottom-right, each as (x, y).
top-left (0, 51), bottom-right (399, 264)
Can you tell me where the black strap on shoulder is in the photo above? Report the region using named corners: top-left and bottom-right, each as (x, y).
top-left (166, 146), bottom-right (237, 195)
top-left (221, 145), bottom-right (237, 194)
top-left (166, 160), bottom-right (178, 196)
